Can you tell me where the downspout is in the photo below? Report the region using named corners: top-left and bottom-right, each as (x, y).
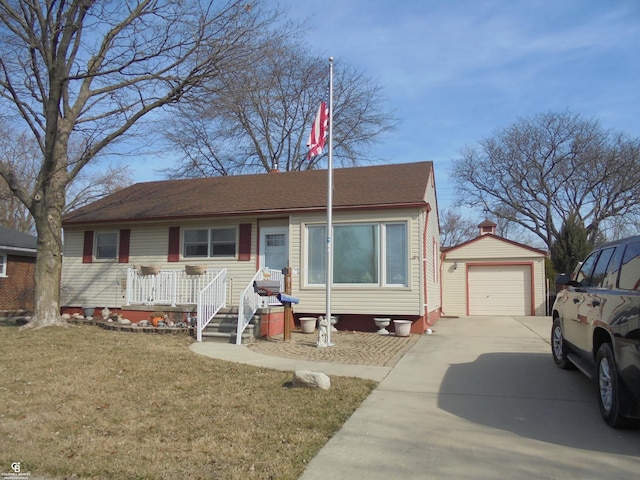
top-left (422, 207), bottom-right (429, 325)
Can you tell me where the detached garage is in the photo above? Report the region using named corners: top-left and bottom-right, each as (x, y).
top-left (441, 221), bottom-right (547, 316)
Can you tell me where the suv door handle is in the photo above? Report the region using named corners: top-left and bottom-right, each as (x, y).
top-left (592, 300), bottom-right (601, 307)
top-left (573, 298), bottom-right (580, 304)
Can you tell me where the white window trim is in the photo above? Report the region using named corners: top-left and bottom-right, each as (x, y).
top-left (0, 252), bottom-right (7, 277)
top-left (182, 226), bottom-right (238, 259)
top-left (304, 221), bottom-right (409, 288)
top-left (94, 231), bottom-right (119, 262)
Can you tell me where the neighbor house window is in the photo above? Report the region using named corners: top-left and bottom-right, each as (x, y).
top-left (306, 222), bottom-right (407, 286)
top-left (0, 253), bottom-right (6, 276)
top-left (183, 227), bottom-right (236, 258)
top-left (95, 232), bottom-right (118, 260)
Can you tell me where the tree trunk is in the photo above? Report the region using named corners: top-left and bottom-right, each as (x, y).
top-left (22, 203), bottom-right (66, 328)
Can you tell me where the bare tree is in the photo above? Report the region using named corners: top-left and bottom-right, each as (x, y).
top-left (1, 118), bottom-right (133, 231)
top-left (164, 36), bottom-right (397, 177)
top-left (439, 208), bottom-right (477, 247)
top-left (0, 0), bottom-right (282, 327)
top-left (451, 111), bottom-right (640, 251)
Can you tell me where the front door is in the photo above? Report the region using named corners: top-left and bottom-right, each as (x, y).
top-left (260, 227), bottom-right (289, 272)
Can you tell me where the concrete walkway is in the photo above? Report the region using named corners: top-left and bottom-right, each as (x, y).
top-left (192, 316), bottom-right (640, 479)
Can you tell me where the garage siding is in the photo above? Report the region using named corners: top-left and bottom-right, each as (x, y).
top-left (468, 264), bottom-right (532, 315)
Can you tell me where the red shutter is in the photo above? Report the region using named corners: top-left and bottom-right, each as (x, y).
top-left (82, 231), bottom-right (94, 263)
top-left (238, 224), bottom-right (251, 261)
top-left (168, 226), bottom-right (180, 262)
top-left (118, 229), bottom-right (130, 263)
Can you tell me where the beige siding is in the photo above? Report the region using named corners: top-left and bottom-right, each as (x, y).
top-left (424, 168), bottom-right (441, 315)
top-left (62, 220), bottom-right (260, 308)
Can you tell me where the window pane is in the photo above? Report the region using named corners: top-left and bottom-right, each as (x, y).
top-left (307, 225), bottom-right (326, 284)
top-left (184, 229), bottom-right (208, 257)
top-left (96, 232), bottom-right (117, 259)
top-left (386, 224), bottom-right (407, 285)
top-left (334, 224), bottom-right (378, 284)
top-left (210, 228), bottom-right (236, 257)
top-left (0, 254), bottom-right (6, 276)
top-left (588, 247), bottom-right (615, 287)
top-left (620, 241), bottom-right (640, 291)
top-left (575, 252), bottom-right (598, 286)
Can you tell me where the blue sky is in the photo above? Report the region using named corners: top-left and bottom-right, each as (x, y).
top-left (131, 0), bottom-right (640, 217)
top-left (278, 0), bottom-right (640, 214)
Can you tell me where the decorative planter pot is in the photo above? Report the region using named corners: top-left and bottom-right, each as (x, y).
top-left (299, 317), bottom-right (317, 334)
top-left (82, 307), bottom-right (95, 318)
top-left (373, 317), bottom-right (391, 335)
top-left (393, 320), bottom-right (412, 337)
top-left (140, 265), bottom-right (160, 275)
top-left (185, 264), bottom-right (206, 275)
top-left (150, 315), bottom-right (163, 327)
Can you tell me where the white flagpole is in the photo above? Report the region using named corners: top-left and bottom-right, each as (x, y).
top-left (325, 57), bottom-right (334, 347)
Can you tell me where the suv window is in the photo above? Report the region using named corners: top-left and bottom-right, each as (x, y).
top-left (602, 247), bottom-right (623, 289)
top-left (619, 241), bottom-right (640, 291)
top-left (575, 251), bottom-right (599, 286)
top-left (588, 247), bottom-right (616, 288)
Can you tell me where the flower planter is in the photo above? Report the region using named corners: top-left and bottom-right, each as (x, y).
top-left (140, 265), bottom-right (160, 275)
top-left (82, 307), bottom-right (95, 318)
top-left (185, 264), bottom-right (206, 275)
top-left (374, 317), bottom-right (391, 335)
top-left (393, 320), bottom-right (412, 337)
top-left (299, 317), bottom-right (317, 334)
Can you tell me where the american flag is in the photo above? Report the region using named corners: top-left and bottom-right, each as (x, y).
top-left (307, 101), bottom-right (328, 160)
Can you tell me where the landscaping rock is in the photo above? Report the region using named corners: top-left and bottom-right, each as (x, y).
top-left (291, 370), bottom-right (331, 390)
top-left (117, 318), bottom-right (131, 326)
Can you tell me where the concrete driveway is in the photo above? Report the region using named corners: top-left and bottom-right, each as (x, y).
top-left (301, 316), bottom-right (640, 480)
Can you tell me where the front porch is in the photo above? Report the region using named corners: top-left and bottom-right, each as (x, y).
top-left (122, 267), bottom-right (284, 343)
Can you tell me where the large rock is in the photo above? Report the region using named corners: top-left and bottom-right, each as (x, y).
top-left (291, 370), bottom-right (331, 390)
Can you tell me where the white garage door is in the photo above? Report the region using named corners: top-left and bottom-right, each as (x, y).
top-left (468, 265), bottom-right (531, 315)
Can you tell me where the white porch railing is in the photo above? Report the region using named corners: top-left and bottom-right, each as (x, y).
top-left (126, 268), bottom-right (223, 306)
top-left (196, 269), bottom-right (227, 342)
top-left (236, 269), bottom-right (283, 345)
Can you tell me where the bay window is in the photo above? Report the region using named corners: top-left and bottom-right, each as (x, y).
top-left (306, 222), bottom-right (408, 286)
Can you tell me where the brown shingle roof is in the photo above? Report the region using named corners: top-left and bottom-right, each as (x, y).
top-left (63, 161), bottom-right (434, 225)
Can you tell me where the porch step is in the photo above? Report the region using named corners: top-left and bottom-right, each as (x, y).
top-left (200, 307), bottom-right (259, 344)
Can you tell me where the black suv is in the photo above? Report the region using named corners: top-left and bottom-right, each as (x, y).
top-left (551, 235), bottom-right (640, 428)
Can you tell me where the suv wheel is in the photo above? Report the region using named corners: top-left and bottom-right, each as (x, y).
top-left (551, 317), bottom-right (572, 369)
top-left (596, 343), bottom-right (627, 428)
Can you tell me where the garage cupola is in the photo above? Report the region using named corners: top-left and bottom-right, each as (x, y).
top-left (478, 219), bottom-right (497, 236)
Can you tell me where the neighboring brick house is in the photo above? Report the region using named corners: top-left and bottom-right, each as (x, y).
top-left (0, 225), bottom-right (37, 315)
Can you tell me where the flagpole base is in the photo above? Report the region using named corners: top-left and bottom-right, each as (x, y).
top-left (316, 316), bottom-right (334, 348)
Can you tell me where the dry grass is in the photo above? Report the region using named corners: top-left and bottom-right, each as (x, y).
top-left (0, 322), bottom-right (376, 479)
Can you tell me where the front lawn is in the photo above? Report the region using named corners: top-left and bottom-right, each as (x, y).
top-left (0, 323), bottom-right (376, 479)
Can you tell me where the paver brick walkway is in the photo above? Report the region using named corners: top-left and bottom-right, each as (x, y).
top-left (247, 330), bottom-right (419, 367)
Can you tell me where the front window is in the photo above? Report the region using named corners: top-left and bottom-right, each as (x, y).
top-left (95, 232), bottom-right (118, 260)
top-left (0, 253), bottom-right (6, 276)
top-left (306, 222), bottom-right (407, 286)
top-left (184, 227), bottom-right (236, 258)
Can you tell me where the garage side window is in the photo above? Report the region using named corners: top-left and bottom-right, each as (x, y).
top-left (619, 241), bottom-right (640, 291)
